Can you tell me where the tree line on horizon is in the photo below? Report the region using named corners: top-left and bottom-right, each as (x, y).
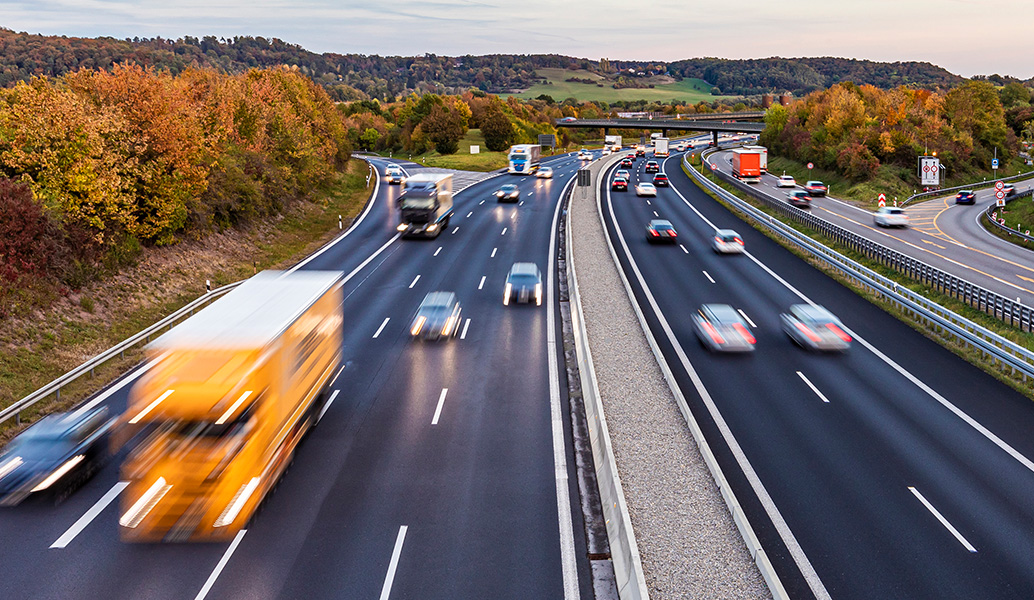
top-left (0, 29), bottom-right (1023, 102)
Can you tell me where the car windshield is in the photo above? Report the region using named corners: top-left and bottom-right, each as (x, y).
top-left (640, 183), bottom-right (654, 188)
top-left (508, 274), bottom-right (539, 285)
top-left (719, 233), bottom-right (739, 242)
top-left (706, 305), bottom-right (741, 323)
top-left (400, 190), bottom-right (435, 209)
top-left (791, 305), bottom-right (834, 323)
top-left (652, 223), bottom-right (673, 231)
top-left (500, 185), bottom-right (517, 192)
top-left (884, 208), bottom-right (904, 215)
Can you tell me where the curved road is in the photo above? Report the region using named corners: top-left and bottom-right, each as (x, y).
top-left (710, 151), bottom-right (1034, 307)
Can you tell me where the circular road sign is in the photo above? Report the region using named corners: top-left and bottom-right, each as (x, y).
top-left (807, 162), bottom-right (814, 169)
top-left (995, 180), bottom-right (1004, 191)
top-left (996, 190), bottom-right (1006, 200)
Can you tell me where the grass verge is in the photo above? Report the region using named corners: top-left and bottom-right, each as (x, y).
top-left (685, 157), bottom-right (1034, 399)
top-left (0, 160), bottom-right (373, 443)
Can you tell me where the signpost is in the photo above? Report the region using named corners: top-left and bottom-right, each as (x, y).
top-left (577, 167), bottom-right (591, 199)
top-left (919, 156), bottom-right (940, 187)
top-left (538, 134), bottom-right (556, 149)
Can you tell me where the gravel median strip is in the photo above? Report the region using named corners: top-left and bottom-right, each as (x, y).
top-left (569, 156), bottom-right (771, 599)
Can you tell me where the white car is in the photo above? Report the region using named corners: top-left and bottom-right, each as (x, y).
top-left (776, 175), bottom-right (796, 188)
top-left (536, 166), bottom-right (553, 179)
top-left (601, 148), bottom-right (611, 156)
top-left (578, 150), bottom-right (591, 160)
top-left (635, 182), bottom-right (657, 197)
top-left (712, 229), bottom-right (744, 254)
top-left (873, 207), bottom-right (909, 228)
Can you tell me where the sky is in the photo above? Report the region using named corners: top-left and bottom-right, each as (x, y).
top-left (0, 0), bottom-right (1029, 80)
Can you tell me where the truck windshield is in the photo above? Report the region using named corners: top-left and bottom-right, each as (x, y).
top-left (400, 191), bottom-right (436, 209)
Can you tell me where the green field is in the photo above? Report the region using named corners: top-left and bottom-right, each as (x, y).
top-left (509, 68), bottom-right (740, 103)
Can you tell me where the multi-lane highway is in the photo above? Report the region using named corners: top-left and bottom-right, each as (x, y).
top-left (0, 152), bottom-right (600, 599)
top-left (601, 147), bottom-right (1034, 599)
top-left (708, 150), bottom-right (1034, 306)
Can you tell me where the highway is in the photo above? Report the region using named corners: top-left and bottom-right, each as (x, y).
top-left (600, 147), bottom-right (1034, 599)
top-left (0, 152), bottom-right (599, 599)
top-left (708, 150), bottom-right (1034, 307)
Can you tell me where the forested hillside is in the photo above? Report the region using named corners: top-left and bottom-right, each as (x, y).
top-left (0, 29), bottom-right (985, 101)
top-left (667, 57), bottom-right (964, 95)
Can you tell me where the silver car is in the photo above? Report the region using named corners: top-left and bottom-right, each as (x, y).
top-left (780, 304), bottom-right (852, 351)
top-left (411, 292), bottom-right (462, 340)
top-left (873, 207), bottom-right (909, 228)
top-left (693, 304), bottom-right (756, 353)
top-left (712, 229), bottom-right (744, 254)
top-left (503, 262), bottom-right (543, 306)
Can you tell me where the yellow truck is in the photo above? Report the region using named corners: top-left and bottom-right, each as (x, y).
top-left (118, 270), bottom-right (342, 542)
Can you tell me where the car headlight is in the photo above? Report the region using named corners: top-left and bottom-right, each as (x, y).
top-left (503, 282), bottom-right (512, 305)
top-left (397, 224), bottom-right (408, 232)
top-left (411, 316), bottom-right (426, 336)
top-left (31, 455), bottom-right (85, 492)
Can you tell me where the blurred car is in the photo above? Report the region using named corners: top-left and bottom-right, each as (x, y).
top-left (601, 148), bottom-right (611, 156)
top-left (1003, 184), bottom-right (1016, 197)
top-left (536, 166), bottom-right (554, 179)
top-left (644, 160), bottom-right (660, 173)
top-left (0, 407), bottom-right (112, 506)
top-left (675, 142), bottom-right (687, 152)
top-left (693, 304), bottom-right (756, 353)
top-left (707, 141), bottom-right (716, 148)
top-left (611, 177), bottom-right (628, 191)
top-left (653, 173), bottom-right (670, 187)
top-left (411, 292), bottom-right (462, 340)
top-left (578, 150), bottom-right (591, 160)
top-left (712, 229), bottom-right (745, 254)
top-left (873, 206), bottom-right (910, 228)
top-left (646, 219), bottom-right (678, 244)
top-left (635, 148), bottom-right (646, 157)
top-left (780, 304), bottom-right (852, 352)
top-left (386, 163), bottom-right (400, 170)
top-left (635, 182), bottom-right (657, 197)
top-left (954, 190), bottom-right (976, 204)
top-left (626, 153), bottom-right (637, 161)
top-left (503, 262), bottom-right (543, 306)
top-left (620, 157), bottom-right (634, 168)
top-left (616, 169), bottom-right (630, 179)
top-left (495, 183), bottom-right (521, 203)
top-left (560, 116), bottom-right (577, 122)
top-left (804, 181), bottom-right (827, 196)
top-left (776, 175), bottom-right (796, 188)
top-left (786, 190), bottom-right (811, 208)
top-left (386, 168), bottom-right (405, 184)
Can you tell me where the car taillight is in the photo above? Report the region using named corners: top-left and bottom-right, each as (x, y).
top-left (735, 238), bottom-right (744, 246)
top-left (650, 229), bottom-right (659, 236)
top-left (714, 236), bottom-right (722, 244)
top-left (668, 231), bottom-right (677, 237)
top-left (794, 322), bottom-right (821, 343)
top-left (826, 323), bottom-right (852, 342)
top-left (702, 321), bottom-right (725, 345)
top-left (733, 323), bottom-right (756, 344)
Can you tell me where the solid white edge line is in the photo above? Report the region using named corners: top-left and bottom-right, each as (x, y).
top-left (796, 371), bottom-right (830, 403)
top-left (193, 529), bottom-right (248, 600)
top-left (431, 388), bottom-right (448, 425)
top-left (317, 390), bottom-right (340, 423)
top-left (373, 318), bottom-right (390, 339)
top-left (908, 487), bottom-right (978, 553)
top-left (408, 275), bottom-right (420, 289)
top-left (549, 173), bottom-right (581, 600)
top-left (679, 156), bottom-right (1034, 478)
top-left (478, 276), bottom-right (486, 290)
top-left (51, 481), bottom-right (129, 549)
top-left (286, 158), bottom-right (382, 274)
top-left (460, 318), bottom-right (471, 340)
top-left (379, 525), bottom-right (409, 600)
top-left (738, 309), bottom-right (758, 328)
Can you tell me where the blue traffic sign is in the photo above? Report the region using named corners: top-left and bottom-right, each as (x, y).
top-left (992, 158), bottom-right (999, 169)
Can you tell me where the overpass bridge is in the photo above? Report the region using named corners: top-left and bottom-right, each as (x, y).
top-left (555, 117), bottom-right (765, 146)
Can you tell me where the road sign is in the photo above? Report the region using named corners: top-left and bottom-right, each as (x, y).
top-left (877, 193), bottom-right (886, 208)
top-left (992, 158), bottom-right (999, 169)
top-left (997, 198), bottom-right (1006, 207)
top-left (919, 156), bottom-right (940, 186)
top-left (807, 162), bottom-right (814, 170)
top-left (995, 180), bottom-right (1004, 191)
top-left (538, 134), bottom-right (556, 148)
top-left (577, 168), bottom-right (591, 187)
top-left (996, 190), bottom-right (1006, 200)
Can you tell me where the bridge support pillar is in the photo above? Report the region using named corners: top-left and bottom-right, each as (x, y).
top-left (712, 130), bottom-right (720, 146)
top-left (662, 129), bottom-right (668, 138)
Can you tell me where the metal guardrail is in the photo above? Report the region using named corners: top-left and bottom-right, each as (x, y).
top-left (0, 282), bottom-right (242, 426)
top-left (902, 170), bottom-right (1034, 206)
top-left (690, 152), bottom-right (1034, 380)
top-left (984, 189), bottom-right (1034, 243)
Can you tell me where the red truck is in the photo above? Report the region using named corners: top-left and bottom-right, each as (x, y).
top-left (731, 149), bottom-right (762, 183)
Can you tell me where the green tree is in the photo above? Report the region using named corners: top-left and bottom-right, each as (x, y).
top-left (1000, 82), bottom-right (1031, 109)
top-left (480, 107), bottom-right (514, 151)
top-left (360, 127), bottom-right (381, 150)
top-left (421, 104), bottom-right (464, 154)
